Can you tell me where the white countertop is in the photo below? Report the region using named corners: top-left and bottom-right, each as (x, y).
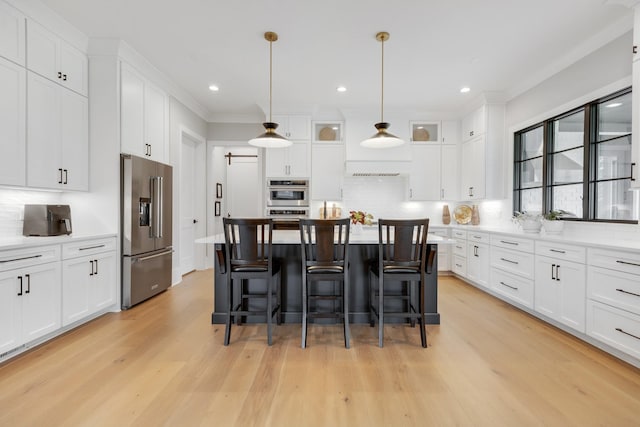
top-left (196, 228), bottom-right (454, 245)
top-left (0, 233), bottom-right (117, 251)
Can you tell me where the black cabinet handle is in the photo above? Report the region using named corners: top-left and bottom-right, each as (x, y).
top-left (90, 260), bottom-right (94, 276)
top-left (58, 168), bottom-right (63, 184)
top-left (616, 328), bottom-right (640, 341)
top-left (25, 274), bottom-right (30, 294)
top-left (634, 46), bottom-right (638, 55)
top-left (550, 249), bottom-right (566, 254)
top-left (62, 74), bottom-right (67, 81)
top-left (551, 264), bottom-right (556, 280)
top-left (632, 162), bottom-right (636, 181)
top-left (500, 257), bottom-right (518, 265)
top-left (95, 259), bottom-right (98, 275)
top-left (499, 281), bottom-right (518, 291)
top-left (616, 260), bottom-right (640, 268)
top-left (17, 276), bottom-right (23, 296)
top-left (555, 265), bottom-right (560, 281)
top-left (63, 169), bottom-right (68, 184)
top-left (500, 240), bottom-right (518, 246)
top-left (616, 288), bottom-right (640, 298)
top-left (58, 71), bottom-right (62, 79)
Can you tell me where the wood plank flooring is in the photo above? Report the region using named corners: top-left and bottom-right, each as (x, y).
top-left (1, 270), bottom-right (640, 426)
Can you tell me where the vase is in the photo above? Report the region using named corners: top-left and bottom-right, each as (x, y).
top-left (471, 205), bottom-right (480, 225)
top-left (543, 220), bottom-right (564, 234)
top-left (521, 219), bottom-right (542, 233)
top-left (442, 204), bottom-right (451, 225)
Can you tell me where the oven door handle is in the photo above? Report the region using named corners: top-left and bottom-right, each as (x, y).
top-left (268, 186), bottom-right (308, 191)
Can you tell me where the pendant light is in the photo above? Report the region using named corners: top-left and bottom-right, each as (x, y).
top-left (361, 31), bottom-right (404, 148)
top-left (249, 31), bottom-right (291, 148)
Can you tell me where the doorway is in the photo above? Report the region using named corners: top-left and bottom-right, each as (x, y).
top-left (225, 148), bottom-right (261, 217)
top-left (180, 135), bottom-right (197, 275)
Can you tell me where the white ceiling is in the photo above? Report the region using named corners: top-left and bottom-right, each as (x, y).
top-left (38, 0), bottom-right (634, 122)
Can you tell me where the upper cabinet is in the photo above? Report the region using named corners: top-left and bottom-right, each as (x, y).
top-left (442, 120), bottom-right (460, 145)
top-left (27, 72), bottom-right (88, 191)
top-left (120, 62), bottom-right (169, 163)
top-left (631, 6), bottom-right (640, 188)
top-left (311, 144), bottom-right (344, 200)
top-left (271, 115), bottom-right (311, 140)
top-left (410, 121), bottom-right (440, 144)
top-left (459, 103), bottom-right (505, 200)
top-left (0, 1), bottom-right (25, 66)
top-left (0, 57), bottom-right (26, 187)
top-left (26, 20), bottom-right (87, 96)
top-left (265, 141), bottom-right (310, 178)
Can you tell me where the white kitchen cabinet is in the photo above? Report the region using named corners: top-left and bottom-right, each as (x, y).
top-left (62, 249), bottom-right (116, 326)
top-left (451, 229), bottom-right (467, 278)
top-left (0, 57), bottom-right (26, 186)
top-left (632, 58), bottom-right (640, 189)
top-left (466, 232), bottom-right (490, 288)
top-left (410, 121), bottom-right (440, 143)
top-left (0, 1), bottom-right (25, 66)
top-left (265, 141), bottom-right (310, 178)
top-left (633, 6), bottom-right (640, 63)
top-left (459, 103), bottom-right (505, 200)
top-left (26, 20), bottom-right (87, 96)
top-left (409, 145), bottom-right (441, 200)
top-left (441, 144), bottom-right (459, 200)
top-left (587, 300), bottom-right (640, 360)
top-left (311, 144), bottom-right (344, 200)
top-left (460, 136), bottom-right (486, 199)
top-left (120, 62), bottom-right (168, 163)
top-left (27, 71), bottom-right (88, 191)
top-left (441, 120), bottom-right (459, 145)
top-left (430, 227), bottom-right (450, 272)
top-left (271, 114), bottom-right (311, 140)
top-left (0, 244), bottom-right (62, 356)
top-left (535, 254), bottom-right (586, 332)
top-left (490, 234), bottom-right (535, 308)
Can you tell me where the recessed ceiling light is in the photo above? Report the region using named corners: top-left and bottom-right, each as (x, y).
top-left (208, 85), bottom-right (219, 92)
top-left (337, 86), bottom-right (347, 92)
top-left (460, 87), bottom-right (470, 93)
top-left (605, 102), bottom-right (622, 108)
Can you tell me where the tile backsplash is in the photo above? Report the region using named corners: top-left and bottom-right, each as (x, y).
top-left (0, 189), bottom-right (62, 237)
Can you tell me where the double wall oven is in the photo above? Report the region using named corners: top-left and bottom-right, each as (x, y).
top-left (266, 179), bottom-right (309, 229)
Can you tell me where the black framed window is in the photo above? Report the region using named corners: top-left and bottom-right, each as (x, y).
top-left (513, 87), bottom-right (637, 223)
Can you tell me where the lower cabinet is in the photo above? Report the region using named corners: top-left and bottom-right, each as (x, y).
top-left (62, 250), bottom-right (116, 326)
top-left (430, 227), bottom-right (450, 272)
top-left (466, 232), bottom-right (490, 288)
top-left (534, 255), bottom-right (586, 333)
top-left (0, 248), bottom-right (62, 356)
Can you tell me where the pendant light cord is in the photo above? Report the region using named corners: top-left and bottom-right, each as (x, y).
top-left (269, 37), bottom-right (273, 123)
top-left (380, 35), bottom-right (384, 123)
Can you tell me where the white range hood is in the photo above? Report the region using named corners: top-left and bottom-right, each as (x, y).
top-left (344, 160), bottom-right (410, 176)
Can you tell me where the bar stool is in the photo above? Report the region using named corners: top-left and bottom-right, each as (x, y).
top-left (299, 218), bottom-right (351, 348)
top-left (369, 218), bottom-right (430, 348)
top-left (222, 218), bottom-right (281, 346)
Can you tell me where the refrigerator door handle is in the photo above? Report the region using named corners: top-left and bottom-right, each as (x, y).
top-left (135, 249), bottom-right (174, 262)
top-left (157, 176), bottom-right (163, 238)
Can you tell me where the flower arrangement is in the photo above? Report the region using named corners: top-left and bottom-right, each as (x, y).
top-left (512, 211), bottom-right (542, 233)
top-left (349, 210), bottom-right (373, 225)
top-left (543, 210), bottom-right (569, 221)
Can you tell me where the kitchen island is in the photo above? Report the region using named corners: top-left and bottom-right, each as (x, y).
top-left (196, 229), bottom-right (452, 325)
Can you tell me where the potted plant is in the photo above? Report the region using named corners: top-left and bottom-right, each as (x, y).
top-left (513, 211), bottom-right (542, 233)
top-left (542, 210), bottom-right (568, 234)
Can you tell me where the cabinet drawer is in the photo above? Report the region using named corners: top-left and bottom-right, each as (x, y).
top-left (587, 247), bottom-right (640, 276)
top-left (451, 229), bottom-right (467, 240)
top-left (430, 228), bottom-right (449, 239)
top-left (490, 234), bottom-right (534, 253)
top-left (587, 266), bottom-right (640, 316)
top-left (0, 244), bottom-right (60, 272)
top-left (491, 268), bottom-right (534, 309)
top-left (62, 237), bottom-right (116, 260)
top-left (452, 240), bottom-right (466, 257)
top-left (452, 254), bottom-right (466, 276)
top-left (467, 231), bottom-right (490, 244)
top-left (490, 247), bottom-right (534, 280)
top-left (587, 300), bottom-right (640, 360)
top-left (535, 241), bottom-right (585, 264)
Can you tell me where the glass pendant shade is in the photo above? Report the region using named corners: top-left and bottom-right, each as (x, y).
top-left (360, 122), bottom-right (404, 148)
top-left (248, 122), bottom-right (291, 148)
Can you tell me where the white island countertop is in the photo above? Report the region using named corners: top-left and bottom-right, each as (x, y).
top-left (196, 228), bottom-right (455, 245)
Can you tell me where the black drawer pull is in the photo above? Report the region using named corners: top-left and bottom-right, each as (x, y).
top-left (500, 257), bottom-right (518, 265)
top-left (616, 288), bottom-right (640, 298)
top-left (17, 276), bottom-right (23, 296)
top-left (499, 281), bottom-right (518, 291)
top-left (616, 260), bottom-right (640, 268)
top-left (500, 240), bottom-right (518, 246)
top-left (615, 328), bottom-right (640, 341)
top-left (550, 249), bottom-right (566, 254)
top-left (0, 254), bottom-right (43, 263)
top-left (79, 244), bottom-right (106, 251)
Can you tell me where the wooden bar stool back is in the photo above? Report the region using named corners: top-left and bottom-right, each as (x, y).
top-left (222, 217), bottom-right (281, 346)
top-left (369, 218), bottom-right (429, 348)
top-left (299, 218), bottom-right (351, 348)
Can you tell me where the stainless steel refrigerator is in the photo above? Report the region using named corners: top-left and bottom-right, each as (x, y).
top-left (121, 154), bottom-right (173, 309)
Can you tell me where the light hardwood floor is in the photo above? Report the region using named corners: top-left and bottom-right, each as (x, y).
top-left (1, 270), bottom-right (640, 426)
